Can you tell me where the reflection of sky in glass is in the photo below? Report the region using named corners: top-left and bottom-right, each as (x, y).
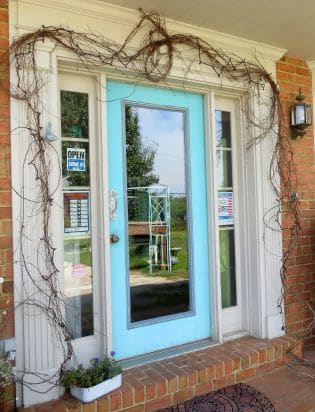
top-left (135, 106), bottom-right (186, 195)
top-left (216, 110), bottom-right (232, 189)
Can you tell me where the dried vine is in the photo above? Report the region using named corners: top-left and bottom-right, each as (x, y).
top-left (1, 8), bottom-right (312, 392)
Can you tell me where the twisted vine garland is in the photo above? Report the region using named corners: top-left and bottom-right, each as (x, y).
top-left (1, 8), bottom-right (312, 392)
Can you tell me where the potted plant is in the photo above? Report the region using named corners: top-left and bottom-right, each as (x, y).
top-left (62, 354), bottom-right (122, 403)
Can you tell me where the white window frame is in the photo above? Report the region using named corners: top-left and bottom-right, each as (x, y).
top-left (58, 73), bottom-right (108, 364)
top-left (212, 97), bottom-right (249, 338)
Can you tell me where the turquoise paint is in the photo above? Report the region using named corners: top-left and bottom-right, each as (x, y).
top-left (107, 80), bottom-right (211, 359)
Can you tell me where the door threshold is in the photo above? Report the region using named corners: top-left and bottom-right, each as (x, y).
top-left (121, 338), bottom-right (216, 369)
top-left (223, 329), bottom-right (249, 341)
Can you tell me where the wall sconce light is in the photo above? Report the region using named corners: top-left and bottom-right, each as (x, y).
top-left (290, 89), bottom-right (312, 139)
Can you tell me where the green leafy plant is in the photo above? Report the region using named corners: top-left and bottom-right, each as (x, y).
top-left (61, 355), bottom-right (122, 389)
top-left (0, 355), bottom-right (13, 402)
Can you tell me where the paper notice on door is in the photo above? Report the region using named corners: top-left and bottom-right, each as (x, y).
top-left (218, 191), bottom-right (234, 225)
top-left (71, 263), bottom-right (86, 279)
top-left (64, 192), bottom-right (90, 234)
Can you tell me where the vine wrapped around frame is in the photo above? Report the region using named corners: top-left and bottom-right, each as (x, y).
top-left (1, 8), bottom-right (310, 393)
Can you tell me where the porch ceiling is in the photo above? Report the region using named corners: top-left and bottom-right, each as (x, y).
top-left (99, 0), bottom-right (315, 60)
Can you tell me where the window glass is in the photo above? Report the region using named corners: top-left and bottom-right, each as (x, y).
top-left (216, 110), bottom-right (237, 308)
top-left (61, 91), bottom-right (89, 139)
top-left (125, 105), bottom-right (191, 322)
top-left (219, 229), bottom-right (236, 308)
top-left (61, 90), bottom-right (94, 339)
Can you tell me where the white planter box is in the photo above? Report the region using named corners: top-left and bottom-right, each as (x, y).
top-left (70, 373), bottom-right (122, 403)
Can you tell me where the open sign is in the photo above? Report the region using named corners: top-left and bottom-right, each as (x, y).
top-left (67, 148), bottom-right (86, 171)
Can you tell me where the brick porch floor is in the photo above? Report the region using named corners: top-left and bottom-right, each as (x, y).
top-left (247, 345), bottom-right (315, 411)
top-left (18, 335), bottom-right (302, 412)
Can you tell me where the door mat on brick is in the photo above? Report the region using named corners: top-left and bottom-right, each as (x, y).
top-left (162, 383), bottom-right (275, 411)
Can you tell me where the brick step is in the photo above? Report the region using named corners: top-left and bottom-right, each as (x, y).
top-left (19, 335), bottom-right (301, 412)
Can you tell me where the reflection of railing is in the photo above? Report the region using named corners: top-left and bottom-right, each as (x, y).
top-left (127, 185), bottom-right (171, 273)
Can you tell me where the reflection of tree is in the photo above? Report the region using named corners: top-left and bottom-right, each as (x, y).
top-left (61, 91), bottom-right (90, 187)
top-left (61, 91), bottom-right (89, 138)
top-left (126, 106), bottom-right (159, 188)
top-left (170, 196), bottom-right (186, 230)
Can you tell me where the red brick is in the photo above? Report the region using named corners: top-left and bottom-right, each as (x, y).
top-left (172, 388), bottom-right (193, 404)
top-left (256, 361), bottom-right (275, 375)
top-left (156, 381), bottom-right (167, 397)
top-left (145, 384), bottom-right (156, 401)
top-left (0, 236), bottom-right (11, 249)
top-left (194, 382), bottom-right (212, 396)
top-left (212, 376), bottom-right (228, 390)
top-left (295, 66), bottom-right (310, 77)
top-left (236, 368), bottom-right (256, 381)
top-left (277, 61), bottom-right (295, 73)
top-left (96, 397), bottom-right (109, 411)
top-left (109, 391), bottom-right (122, 411)
top-left (197, 368), bottom-right (207, 384)
top-left (214, 364), bottom-right (224, 379)
top-left (145, 395), bottom-right (171, 412)
top-left (82, 402), bottom-right (96, 412)
top-left (134, 387), bottom-right (145, 404)
top-left (185, 370), bottom-right (197, 386)
top-left (167, 377), bottom-right (177, 394)
top-left (123, 406), bottom-right (144, 412)
top-left (122, 387), bottom-right (134, 408)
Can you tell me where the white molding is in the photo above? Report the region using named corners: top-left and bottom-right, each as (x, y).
top-left (205, 90), bottom-right (221, 343)
top-left (98, 72), bottom-right (113, 356)
top-left (14, 0), bottom-right (286, 63)
top-left (10, 44), bottom-right (62, 407)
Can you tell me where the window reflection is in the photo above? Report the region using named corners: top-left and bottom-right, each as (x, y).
top-left (61, 89), bottom-right (94, 339)
top-left (61, 91), bottom-right (89, 139)
top-left (125, 105), bottom-right (190, 322)
top-left (64, 237), bottom-right (93, 338)
top-left (216, 110), bottom-right (237, 308)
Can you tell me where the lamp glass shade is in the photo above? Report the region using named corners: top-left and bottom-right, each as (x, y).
top-left (291, 102), bottom-right (312, 127)
top-left (295, 103), bottom-right (306, 125)
top-left (305, 104), bottom-right (312, 125)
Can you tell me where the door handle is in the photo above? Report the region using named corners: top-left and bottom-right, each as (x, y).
top-left (109, 190), bottom-right (118, 220)
top-left (110, 234), bottom-right (120, 244)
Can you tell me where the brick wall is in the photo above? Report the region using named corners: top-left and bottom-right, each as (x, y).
top-left (276, 55), bottom-right (315, 344)
top-left (0, 0), bottom-right (13, 341)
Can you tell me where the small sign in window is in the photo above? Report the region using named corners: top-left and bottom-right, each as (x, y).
top-left (64, 192), bottom-right (90, 234)
top-left (67, 148), bottom-right (86, 171)
top-left (218, 191), bottom-right (234, 225)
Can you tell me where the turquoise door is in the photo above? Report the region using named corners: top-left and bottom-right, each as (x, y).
top-left (107, 80), bottom-right (211, 359)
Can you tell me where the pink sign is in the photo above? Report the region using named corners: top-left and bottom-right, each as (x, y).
top-left (72, 263), bottom-right (86, 279)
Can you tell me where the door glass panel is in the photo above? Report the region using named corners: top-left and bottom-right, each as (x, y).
top-left (216, 111), bottom-right (231, 148)
top-left (61, 90), bottom-right (94, 339)
top-left (216, 110), bottom-right (237, 309)
top-left (216, 150), bottom-right (232, 189)
top-left (61, 91), bottom-right (89, 139)
top-left (219, 228), bottom-right (236, 308)
top-left (64, 237), bottom-right (93, 337)
top-left (125, 104), bottom-right (190, 323)
top-left (62, 141), bottom-right (90, 188)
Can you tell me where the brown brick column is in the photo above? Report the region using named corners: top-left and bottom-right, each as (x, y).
top-left (276, 55), bottom-right (315, 344)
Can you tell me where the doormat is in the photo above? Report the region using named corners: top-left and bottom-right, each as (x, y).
top-left (161, 382), bottom-right (275, 411)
